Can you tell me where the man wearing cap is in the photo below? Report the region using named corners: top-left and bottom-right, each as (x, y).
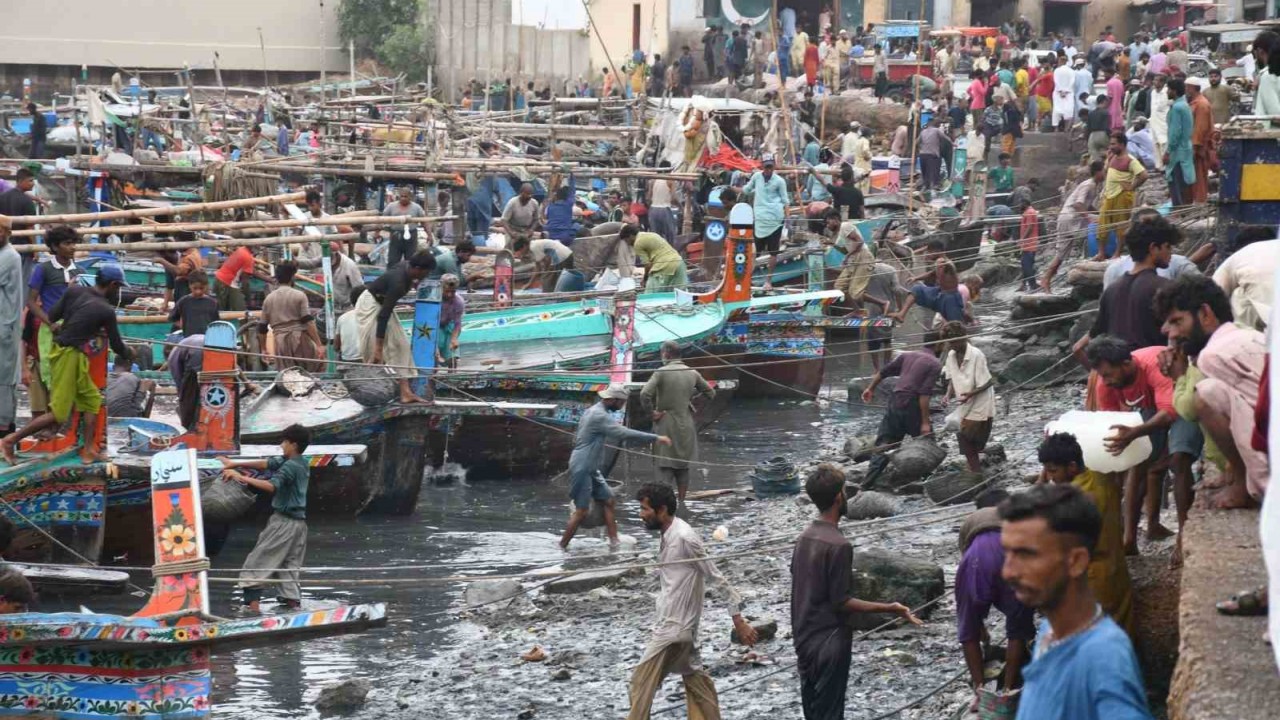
top-left (1073, 56), bottom-right (1094, 120)
top-left (1, 262), bottom-right (132, 465)
top-left (1052, 54), bottom-right (1076, 132)
top-left (742, 154), bottom-right (790, 290)
top-left (560, 384), bottom-right (670, 549)
top-left (641, 340), bottom-right (714, 503)
top-left (1186, 77), bottom-right (1212, 205)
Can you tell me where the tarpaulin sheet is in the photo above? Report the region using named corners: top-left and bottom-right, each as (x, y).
top-left (701, 143), bottom-right (761, 173)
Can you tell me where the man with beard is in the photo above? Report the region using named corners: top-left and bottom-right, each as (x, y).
top-left (1155, 274), bottom-right (1269, 508)
top-left (626, 482), bottom-right (756, 720)
top-left (998, 484), bottom-right (1153, 719)
top-left (1, 264), bottom-right (132, 465)
top-left (792, 464), bottom-right (922, 719)
top-left (560, 385), bottom-right (670, 550)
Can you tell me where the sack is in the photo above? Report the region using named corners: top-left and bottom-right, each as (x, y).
top-left (201, 475), bottom-right (258, 523)
top-left (750, 456), bottom-right (802, 496)
top-left (944, 406), bottom-right (963, 434)
top-left (343, 365), bottom-right (399, 407)
top-left (274, 367), bottom-right (316, 398)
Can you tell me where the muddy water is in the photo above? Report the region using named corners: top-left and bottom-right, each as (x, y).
top-left (68, 340), bottom-right (882, 718)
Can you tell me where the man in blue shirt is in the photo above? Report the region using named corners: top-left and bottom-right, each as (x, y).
top-left (1000, 484), bottom-right (1154, 720)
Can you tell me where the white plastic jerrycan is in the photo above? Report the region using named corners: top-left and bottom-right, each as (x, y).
top-left (1045, 410), bottom-right (1154, 474)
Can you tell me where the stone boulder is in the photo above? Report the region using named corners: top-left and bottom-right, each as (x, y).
top-left (545, 567), bottom-right (636, 594)
top-left (848, 549), bottom-right (946, 629)
top-left (315, 679), bottom-right (372, 716)
top-left (463, 579), bottom-right (522, 610)
top-left (970, 258), bottom-right (1022, 288)
top-left (968, 336), bottom-right (1024, 375)
top-left (873, 437), bottom-right (947, 493)
top-left (923, 470), bottom-right (988, 505)
top-left (1066, 260), bottom-right (1108, 293)
top-left (842, 434), bottom-right (878, 462)
top-left (731, 616), bottom-right (779, 644)
top-left (1010, 293), bottom-right (1081, 320)
top-left (998, 350), bottom-right (1081, 388)
top-left (847, 376), bottom-right (897, 406)
top-left (845, 490), bottom-right (902, 520)
top-left (1068, 303), bottom-right (1100, 345)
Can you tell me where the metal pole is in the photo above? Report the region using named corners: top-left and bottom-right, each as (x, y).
top-left (257, 27), bottom-right (270, 89)
top-left (350, 39), bottom-right (357, 98)
top-left (319, 0), bottom-right (327, 102)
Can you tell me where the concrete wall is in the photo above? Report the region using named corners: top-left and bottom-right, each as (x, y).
top-left (586, 0), bottom-right (672, 75)
top-left (0, 0), bottom-right (345, 72)
top-left (433, 0), bottom-right (592, 100)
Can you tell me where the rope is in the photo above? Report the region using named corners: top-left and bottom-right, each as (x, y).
top-left (152, 558), bottom-right (211, 577)
top-left (650, 593), bottom-right (954, 716)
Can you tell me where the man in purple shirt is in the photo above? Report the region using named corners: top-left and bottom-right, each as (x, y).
top-left (956, 488), bottom-right (1035, 712)
top-left (860, 334), bottom-right (945, 487)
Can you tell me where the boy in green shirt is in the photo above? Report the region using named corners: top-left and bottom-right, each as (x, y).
top-left (988, 153), bottom-right (1015, 194)
top-left (220, 423), bottom-right (311, 612)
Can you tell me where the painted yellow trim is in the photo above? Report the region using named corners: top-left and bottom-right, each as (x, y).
top-left (1241, 164), bottom-right (1280, 201)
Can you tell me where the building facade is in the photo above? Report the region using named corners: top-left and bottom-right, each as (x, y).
top-left (0, 0), bottom-right (346, 98)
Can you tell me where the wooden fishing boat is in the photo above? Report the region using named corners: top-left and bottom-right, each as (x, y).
top-left (0, 448), bottom-right (385, 719)
top-left (0, 322), bottom-right (371, 568)
top-left (235, 282), bottom-right (559, 507)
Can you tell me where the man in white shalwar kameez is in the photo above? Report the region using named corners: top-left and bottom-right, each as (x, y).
top-left (0, 217), bottom-right (20, 436)
top-left (626, 483), bottom-right (758, 720)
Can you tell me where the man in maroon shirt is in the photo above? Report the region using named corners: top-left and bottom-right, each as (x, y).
top-left (860, 333), bottom-right (945, 487)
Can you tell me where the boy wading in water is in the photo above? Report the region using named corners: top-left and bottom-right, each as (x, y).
top-left (220, 423), bottom-right (311, 612)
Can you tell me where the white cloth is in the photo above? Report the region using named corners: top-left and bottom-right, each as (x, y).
top-left (1238, 54), bottom-right (1257, 84)
top-left (335, 309), bottom-right (362, 362)
top-left (834, 221), bottom-right (865, 253)
top-left (1103, 254), bottom-right (1198, 289)
top-left (1150, 90), bottom-right (1170, 145)
top-left (640, 517), bottom-right (743, 665)
top-left (1255, 70), bottom-right (1280, 117)
top-left (1214, 239), bottom-right (1280, 331)
top-left (1053, 66), bottom-right (1077, 123)
top-left (943, 344), bottom-right (994, 422)
top-left (529, 238), bottom-right (573, 264)
top-left (0, 244), bottom-right (21, 427)
top-left (840, 131), bottom-right (860, 158)
top-left (1074, 68), bottom-right (1094, 115)
top-left (355, 290), bottom-right (415, 378)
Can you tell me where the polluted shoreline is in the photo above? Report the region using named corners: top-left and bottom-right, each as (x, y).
top-left (348, 384), bottom-right (1086, 720)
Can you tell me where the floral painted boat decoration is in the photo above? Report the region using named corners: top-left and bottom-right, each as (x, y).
top-left (0, 448), bottom-right (385, 718)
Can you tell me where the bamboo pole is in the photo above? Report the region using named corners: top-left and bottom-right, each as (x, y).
top-left (118, 310), bottom-right (261, 324)
top-left (7, 212), bottom-right (452, 238)
top-left (7, 191), bottom-right (307, 225)
top-left (14, 231), bottom-right (363, 254)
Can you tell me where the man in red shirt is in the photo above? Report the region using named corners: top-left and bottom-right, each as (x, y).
top-left (1086, 335), bottom-right (1176, 555)
top-left (212, 244), bottom-right (269, 311)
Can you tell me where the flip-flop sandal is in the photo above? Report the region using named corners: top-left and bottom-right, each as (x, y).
top-left (1216, 587), bottom-right (1269, 616)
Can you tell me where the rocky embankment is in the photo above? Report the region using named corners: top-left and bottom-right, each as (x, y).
top-left (341, 375), bottom-right (1085, 720)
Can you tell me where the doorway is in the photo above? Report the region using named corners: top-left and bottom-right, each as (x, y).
top-left (1043, 2), bottom-right (1084, 37)
top-left (633, 4), bottom-right (641, 50)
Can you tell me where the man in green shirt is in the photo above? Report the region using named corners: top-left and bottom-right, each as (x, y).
top-left (988, 153), bottom-right (1015, 194)
top-left (220, 423), bottom-right (311, 612)
top-left (622, 224), bottom-right (688, 292)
